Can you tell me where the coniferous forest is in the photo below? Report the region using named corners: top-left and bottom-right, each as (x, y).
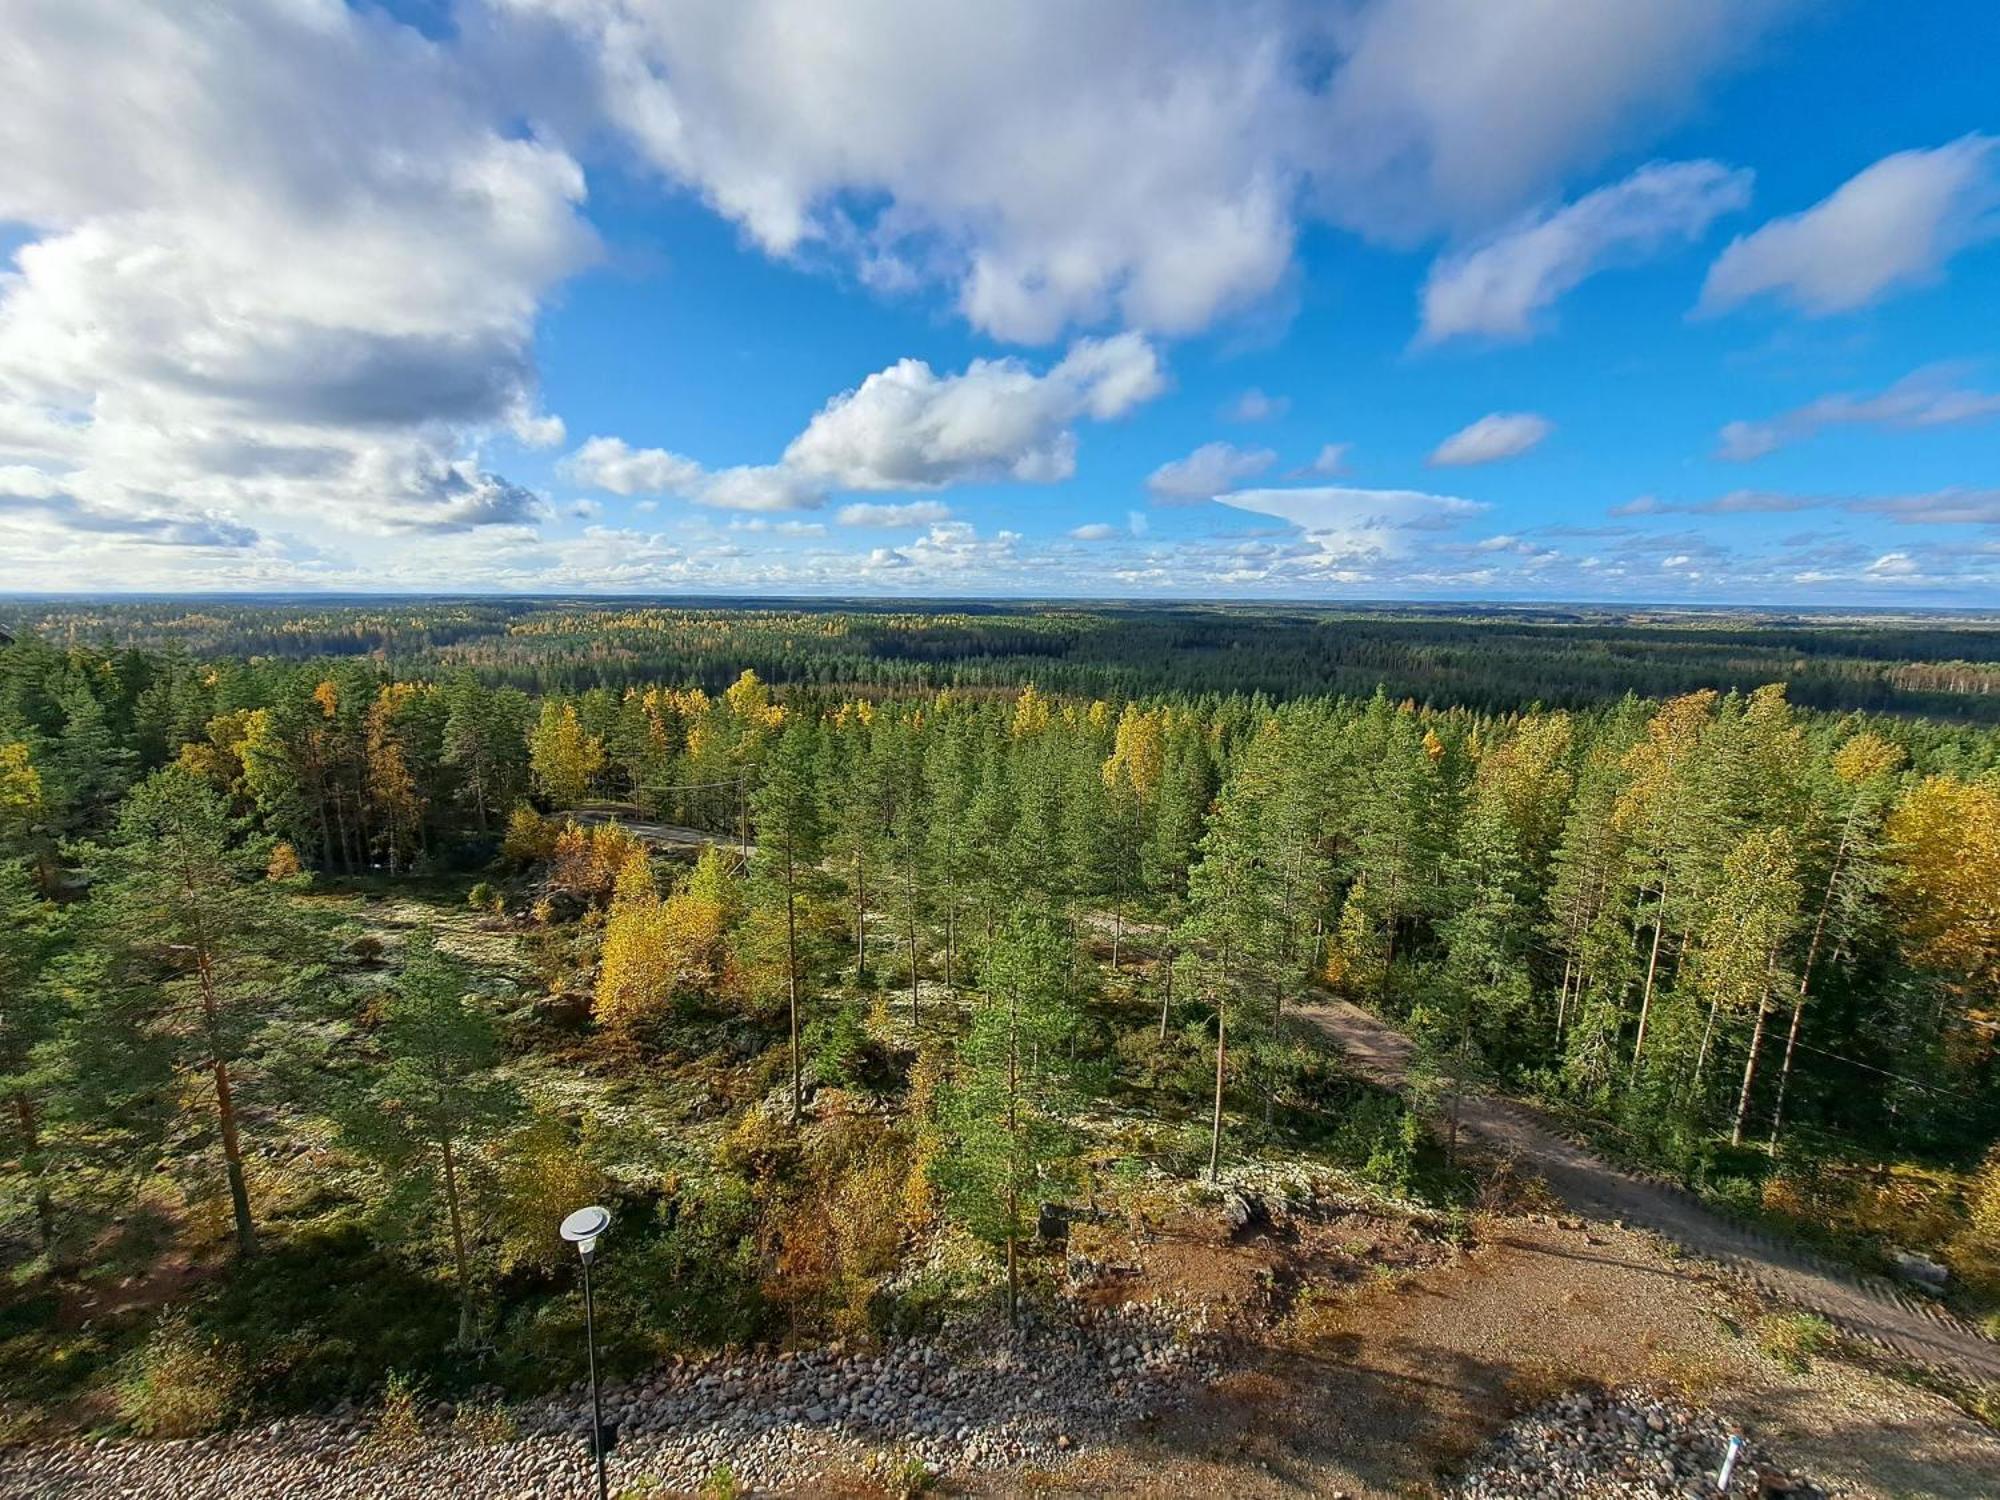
top-left (1, 600), bottom-right (1998, 1464)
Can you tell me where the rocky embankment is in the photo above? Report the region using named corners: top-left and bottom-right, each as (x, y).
top-left (1453, 1388), bottom-right (1828, 1499)
top-left (0, 1303), bottom-right (1218, 1498)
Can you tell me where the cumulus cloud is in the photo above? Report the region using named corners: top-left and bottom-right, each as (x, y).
top-left (1718, 367), bottom-right (2000, 459)
top-left (1147, 441), bottom-right (1277, 503)
top-left (1429, 412), bottom-right (1553, 466)
top-left (1070, 522), bottom-right (1119, 541)
top-left (564, 334), bottom-right (1162, 512)
top-left (1700, 135), bottom-right (2000, 316)
top-left (837, 500), bottom-right (954, 527)
top-left (560, 436), bottom-right (705, 494)
top-left (1418, 159), bottom-right (1750, 344)
top-left (784, 333), bottom-right (1162, 488)
top-left (0, 0), bottom-right (593, 555)
top-left (491, 0), bottom-right (1793, 341)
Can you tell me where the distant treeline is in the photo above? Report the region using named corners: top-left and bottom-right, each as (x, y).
top-left (4, 599), bottom-right (1999, 721)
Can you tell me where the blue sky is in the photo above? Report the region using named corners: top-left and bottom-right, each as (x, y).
top-left (2, 1), bottom-right (1997, 602)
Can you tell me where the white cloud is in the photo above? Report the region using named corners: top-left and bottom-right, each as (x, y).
top-left (0, 0), bottom-right (594, 553)
top-left (1429, 412), bottom-right (1553, 467)
top-left (1147, 441), bottom-right (1277, 503)
top-left (565, 334), bottom-right (1162, 512)
top-left (560, 436), bottom-right (705, 494)
top-left (1419, 159), bottom-right (1750, 344)
top-left (784, 333), bottom-right (1162, 488)
top-left (1302, 443), bottom-right (1350, 477)
top-left (1126, 509), bottom-right (1150, 537)
top-left (1070, 522), bottom-right (1119, 541)
top-left (1700, 135), bottom-right (2000, 316)
top-left (494, 0), bottom-right (1793, 341)
top-left (1225, 387), bottom-right (1290, 422)
top-left (1851, 488), bottom-right (2000, 526)
top-left (838, 500), bottom-right (954, 527)
top-left (1213, 484), bottom-right (1486, 566)
top-left (1865, 551), bottom-right (1921, 579)
top-left (1718, 367), bottom-right (2000, 459)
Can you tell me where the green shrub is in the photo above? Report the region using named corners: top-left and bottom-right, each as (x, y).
top-left (116, 1312), bottom-right (244, 1437)
top-left (370, 1369), bottom-right (428, 1453)
top-left (1754, 1312), bottom-right (1835, 1372)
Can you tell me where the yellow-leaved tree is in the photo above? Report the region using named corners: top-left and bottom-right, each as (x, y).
top-left (594, 847), bottom-right (736, 1031)
top-left (529, 701), bottom-right (606, 809)
top-left (1886, 775), bottom-right (2000, 1027)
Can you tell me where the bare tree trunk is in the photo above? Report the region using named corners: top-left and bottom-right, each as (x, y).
top-left (1631, 877), bottom-right (1669, 1073)
top-left (1207, 994), bottom-right (1228, 1182)
top-left (1732, 995), bottom-right (1772, 1147)
top-left (194, 931), bottom-right (255, 1255)
top-left (853, 852), bottom-right (867, 980)
top-left (1158, 948), bottom-right (1173, 1041)
top-left (1771, 818), bottom-right (1855, 1148)
top-left (442, 1135), bottom-right (474, 1346)
top-left (786, 855), bottom-right (802, 1123)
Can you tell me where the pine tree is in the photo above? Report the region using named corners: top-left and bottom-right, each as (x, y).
top-left (1767, 732), bottom-right (1902, 1146)
top-left (344, 930), bottom-right (521, 1345)
top-left (1181, 767), bottom-right (1283, 1180)
top-left (84, 766), bottom-right (324, 1254)
top-left (937, 913), bottom-right (1078, 1325)
top-left (0, 859), bottom-right (61, 1251)
top-left (751, 719), bottom-right (827, 1119)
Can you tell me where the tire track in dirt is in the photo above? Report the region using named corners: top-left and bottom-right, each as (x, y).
top-left (1295, 997), bottom-right (2000, 1386)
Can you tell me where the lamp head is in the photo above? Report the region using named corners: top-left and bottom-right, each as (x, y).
top-left (560, 1204), bottom-right (611, 1260)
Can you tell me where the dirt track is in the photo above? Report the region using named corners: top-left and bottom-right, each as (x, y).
top-left (1296, 997), bottom-right (2000, 1386)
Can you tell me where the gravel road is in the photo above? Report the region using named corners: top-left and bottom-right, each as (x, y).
top-left (1296, 997), bottom-right (2000, 1386)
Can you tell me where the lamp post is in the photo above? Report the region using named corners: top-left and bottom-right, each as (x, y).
top-left (560, 1205), bottom-right (612, 1500)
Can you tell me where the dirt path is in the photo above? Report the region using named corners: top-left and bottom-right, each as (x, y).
top-left (1295, 997), bottom-right (2000, 1386)
top-left (1041, 1217), bottom-right (2000, 1499)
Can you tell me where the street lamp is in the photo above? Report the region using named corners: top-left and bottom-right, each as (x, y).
top-left (560, 1205), bottom-right (613, 1500)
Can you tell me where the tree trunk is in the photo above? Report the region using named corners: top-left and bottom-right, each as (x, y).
top-left (1158, 948), bottom-right (1173, 1041)
top-left (14, 1093), bottom-right (54, 1252)
top-left (1206, 996), bottom-right (1228, 1182)
top-left (1771, 819), bottom-right (1855, 1148)
top-left (1630, 877), bottom-right (1669, 1073)
top-left (853, 852), bottom-right (867, 980)
top-left (1007, 983), bottom-right (1021, 1327)
top-left (786, 857), bottom-right (802, 1123)
top-left (1111, 904), bottom-right (1123, 973)
top-left (1732, 995), bottom-right (1772, 1147)
top-left (442, 1134), bottom-right (474, 1346)
top-left (194, 932), bottom-right (255, 1255)
top-left (907, 886), bottom-right (920, 1029)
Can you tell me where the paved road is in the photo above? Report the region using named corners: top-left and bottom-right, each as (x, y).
top-left (1296, 996), bottom-right (2000, 1385)
top-left (572, 805), bottom-right (756, 858)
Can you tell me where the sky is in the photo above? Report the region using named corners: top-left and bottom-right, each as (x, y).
top-left (1, 1), bottom-right (1998, 604)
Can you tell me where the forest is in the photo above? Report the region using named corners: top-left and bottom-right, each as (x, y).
top-left (1, 606), bottom-right (1998, 1450)
top-left (11, 597), bottom-right (2000, 720)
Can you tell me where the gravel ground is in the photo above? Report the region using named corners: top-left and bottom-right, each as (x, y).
top-left (1452, 1388), bottom-right (1826, 1499)
top-left (0, 1305), bottom-right (1218, 1499)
